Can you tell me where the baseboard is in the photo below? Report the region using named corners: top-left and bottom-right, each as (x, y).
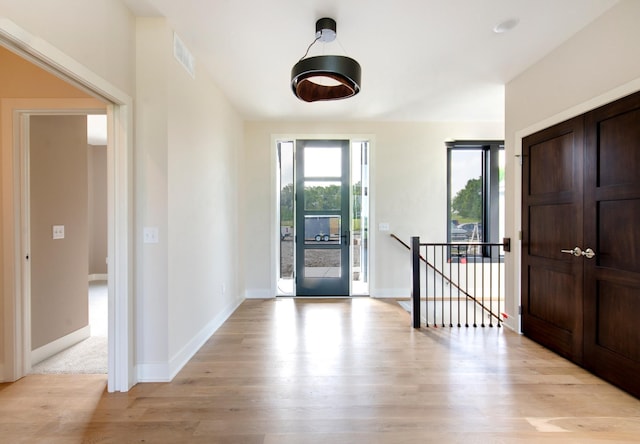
top-left (503, 314), bottom-right (520, 333)
top-left (245, 289), bottom-right (275, 299)
top-left (136, 362), bottom-right (172, 383)
top-left (136, 296), bottom-right (244, 383)
top-left (370, 288), bottom-right (410, 298)
top-left (88, 273), bottom-right (108, 282)
top-left (31, 325), bottom-right (90, 365)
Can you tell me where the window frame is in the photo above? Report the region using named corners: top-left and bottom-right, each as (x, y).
top-left (446, 140), bottom-right (504, 254)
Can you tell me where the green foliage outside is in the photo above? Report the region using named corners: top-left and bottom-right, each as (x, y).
top-left (304, 184), bottom-right (341, 210)
top-left (280, 183), bottom-right (293, 227)
top-left (451, 177), bottom-right (482, 221)
top-left (280, 182), bottom-right (364, 230)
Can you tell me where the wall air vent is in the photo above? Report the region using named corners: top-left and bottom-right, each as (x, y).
top-left (173, 32), bottom-right (195, 79)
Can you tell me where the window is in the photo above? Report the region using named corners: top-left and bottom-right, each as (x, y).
top-left (447, 141), bottom-right (504, 249)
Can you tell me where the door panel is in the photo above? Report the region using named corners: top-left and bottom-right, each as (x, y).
top-left (598, 200), bottom-right (640, 272)
top-left (584, 91), bottom-right (640, 398)
top-left (523, 90), bottom-right (640, 399)
top-left (522, 116), bottom-right (584, 363)
top-left (295, 140), bottom-right (350, 296)
top-left (528, 204), bottom-right (576, 259)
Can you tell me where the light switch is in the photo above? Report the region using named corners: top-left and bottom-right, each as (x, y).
top-left (379, 223), bottom-right (390, 231)
top-left (143, 227), bottom-right (159, 244)
top-left (52, 225), bottom-right (65, 239)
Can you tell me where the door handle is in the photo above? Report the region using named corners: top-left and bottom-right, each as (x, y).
top-left (341, 230), bottom-right (350, 246)
top-left (561, 247), bottom-right (582, 257)
top-left (582, 248), bottom-right (596, 259)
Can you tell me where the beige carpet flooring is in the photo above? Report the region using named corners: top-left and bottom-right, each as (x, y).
top-left (30, 281), bottom-right (108, 374)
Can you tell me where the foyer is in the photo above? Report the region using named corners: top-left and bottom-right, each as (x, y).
top-left (1, 297), bottom-right (639, 443)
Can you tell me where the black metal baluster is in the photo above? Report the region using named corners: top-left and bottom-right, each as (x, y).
top-left (481, 254), bottom-right (486, 328)
top-left (498, 244), bottom-right (502, 328)
top-left (473, 250), bottom-right (478, 328)
top-left (425, 244), bottom-right (429, 328)
top-left (465, 247), bottom-right (469, 327)
top-left (449, 245), bottom-right (453, 327)
top-left (489, 246), bottom-right (494, 327)
top-left (457, 250), bottom-right (461, 327)
top-left (433, 245), bottom-right (444, 328)
top-left (440, 248), bottom-right (453, 327)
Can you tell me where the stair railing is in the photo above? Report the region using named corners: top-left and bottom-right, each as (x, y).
top-left (392, 234), bottom-right (508, 329)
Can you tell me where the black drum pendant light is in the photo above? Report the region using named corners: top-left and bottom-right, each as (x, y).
top-left (291, 18), bottom-right (361, 102)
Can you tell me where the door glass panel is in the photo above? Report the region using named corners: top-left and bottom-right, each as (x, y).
top-left (304, 181), bottom-right (341, 211)
top-left (304, 147), bottom-right (341, 177)
top-left (304, 249), bottom-right (341, 278)
top-left (304, 215), bottom-right (341, 245)
top-left (352, 141), bottom-right (369, 294)
top-left (277, 141), bottom-right (294, 295)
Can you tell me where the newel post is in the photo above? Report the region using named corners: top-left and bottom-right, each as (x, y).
top-left (411, 236), bottom-right (421, 328)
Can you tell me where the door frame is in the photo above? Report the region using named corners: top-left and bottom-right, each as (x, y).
top-left (0, 19), bottom-right (134, 392)
top-left (271, 134), bottom-right (374, 298)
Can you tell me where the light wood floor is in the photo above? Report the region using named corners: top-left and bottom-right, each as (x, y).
top-left (2, 297), bottom-right (640, 443)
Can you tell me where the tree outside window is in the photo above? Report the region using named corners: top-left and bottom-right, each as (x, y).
top-left (447, 141), bottom-right (504, 249)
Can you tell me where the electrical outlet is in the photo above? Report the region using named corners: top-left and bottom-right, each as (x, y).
top-left (379, 223), bottom-right (390, 231)
top-left (52, 225), bottom-right (65, 239)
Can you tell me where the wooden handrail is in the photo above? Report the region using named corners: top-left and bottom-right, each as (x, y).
top-left (390, 233), bottom-right (503, 323)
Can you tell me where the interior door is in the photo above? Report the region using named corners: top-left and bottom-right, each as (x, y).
top-left (521, 116), bottom-right (585, 363)
top-left (295, 140), bottom-right (350, 296)
top-left (583, 91), bottom-right (640, 397)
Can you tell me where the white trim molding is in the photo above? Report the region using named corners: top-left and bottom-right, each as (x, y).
top-left (371, 288), bottom-right (410, 299)
top-left (245, 289), bottom-right (275, 299)
top-left (137, 297), bottom-right (243, 382)
top-left (31, 325), bottom-right (90, 366)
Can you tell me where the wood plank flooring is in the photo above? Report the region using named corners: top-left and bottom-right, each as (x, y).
top-left (2, 297), bottom-right (640, 443)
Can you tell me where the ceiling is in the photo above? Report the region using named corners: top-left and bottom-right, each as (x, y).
top-left (122, 0), bottom-right (618, 122)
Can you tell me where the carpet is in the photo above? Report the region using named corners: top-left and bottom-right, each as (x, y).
top-left (30, 336), bottom-right (108, 374)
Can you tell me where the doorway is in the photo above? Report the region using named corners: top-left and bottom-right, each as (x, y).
top-left (0, 23), bottom-right (133, 391)
top-left (27, 114), bottom-right (108, 374)
top-left (276, 139), bottom-right (369, 296)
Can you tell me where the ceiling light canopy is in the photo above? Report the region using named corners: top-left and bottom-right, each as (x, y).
top-left (291, 18), bottom-right (361, 103)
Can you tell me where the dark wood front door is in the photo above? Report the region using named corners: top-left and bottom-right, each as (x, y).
top-left (522, 90), bottom-right (640, 399)
top-left (583, 92), bottom-right (640, 397)
top-left (522, 116), bottom-right (585, 363)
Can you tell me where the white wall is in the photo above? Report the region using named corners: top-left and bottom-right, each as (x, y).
top-left (504, 0), bottom-right (640, 331)
top-left (1, 6), bottom-right (244, 383)
top-left (244, 121), bottom-right (503, 298)
top-left (0, 0), bottom-right (135, 96)
top-left (135, 18), bottom-right (170, 376)
top-left (166, 25), bottom-right (244, 369)
top-left (136, 18), bottom-right (244, 381)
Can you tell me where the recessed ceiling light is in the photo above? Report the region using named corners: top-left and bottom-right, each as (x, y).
top-left (493, 18), bottom-right (519, 34)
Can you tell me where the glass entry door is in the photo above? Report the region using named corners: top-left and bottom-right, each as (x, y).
top-left (295, 140), bottom-right (350, 295)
